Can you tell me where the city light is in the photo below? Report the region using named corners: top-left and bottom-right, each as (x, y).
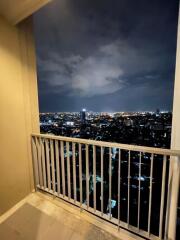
top-left (66, 121), bottom-right (74, 126)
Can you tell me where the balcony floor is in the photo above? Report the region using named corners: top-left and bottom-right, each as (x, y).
top-left (0, 192), bottom-right (136, 240)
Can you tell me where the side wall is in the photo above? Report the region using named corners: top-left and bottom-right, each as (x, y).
top-left (169, 5), bottom-right (180, 240)
top-left (171, 8), bottom-right (180, 151)
top-left (0, 16), bottom-right (39, 215)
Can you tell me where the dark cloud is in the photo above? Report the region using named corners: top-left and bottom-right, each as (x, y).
top-left (34, 0), bottom-right (179, 112)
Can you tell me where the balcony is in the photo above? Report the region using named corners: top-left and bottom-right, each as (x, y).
top-left (0, 1), bottom-right (180, 240)
top-left (28, 133), bottom-right (180, 240)
top-left (0, 134), bottom-right (179, 240)
top-left (0, 133), bottom-right (179, 240)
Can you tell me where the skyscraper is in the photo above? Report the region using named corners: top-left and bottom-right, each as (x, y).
top-left (80, 108), bottom-right (86, 123)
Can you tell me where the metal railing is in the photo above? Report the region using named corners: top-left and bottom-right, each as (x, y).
top-left (31, 133), bottom-right (180, 240)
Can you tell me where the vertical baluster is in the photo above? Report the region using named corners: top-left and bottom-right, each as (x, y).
top-left (148, 153), bottom-right (154, 235)
top-left (127, 150), bottom-right (131, 227)
top-left (159, 155), bottom-right (167, 239)
top-left (93, 145), bottom-right (96, 211)
top-left (31, 137), bottom-right (39, 188)
top-left (72, 143), bottom-right (77, 202)
top-left (50, 139), bottom-right (55, 192)
top-left (36, 137), bottom-right (43, 187)
top-left (164, 157), bottom-right (171, 240)
top-left (41, 138), bottom-right (47, 189)
top-left (79, 143), bottom-right (83, 207)
top-left (45, 139), bottom-right (51, 190)
top-left (118, 149), bottom-right (121, 229)
top-left (55, 140), bottom-right (61, 195)
top-left (137, 152), bottom-right (142, 231)
top-left (86, 144), bottom-right (89, 208)
top-left (66, 142), bottom-right (71, 199)
top-left (60, 141), bottom-right (66, 196)
top-left (166, 156), bottom-right (180, 240)
top-left (101, 146), bottom-right (104, 216)
top-left (109, 147), bottom-right (112, 219)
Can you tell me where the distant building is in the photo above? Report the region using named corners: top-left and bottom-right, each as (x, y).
top-left (80, 108), bottom-right (86, 123)
top-left (124, 118), bottom-right (133, 126)
top-left (156, 108), bottom-right (160, 116)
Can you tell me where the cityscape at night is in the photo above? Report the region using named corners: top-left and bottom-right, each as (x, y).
top-left (40, 110), bottom-right (172, 148)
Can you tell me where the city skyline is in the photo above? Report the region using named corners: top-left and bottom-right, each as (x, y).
top-left (34, 0), bottom-right (179, 112)
top-left (39, 109), bottom-right (170, 114)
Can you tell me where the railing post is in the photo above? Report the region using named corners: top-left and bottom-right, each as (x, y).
top-left (31, 136), bottom-right (39, 190)
top-left (166, 156), bottom-right (180, 240)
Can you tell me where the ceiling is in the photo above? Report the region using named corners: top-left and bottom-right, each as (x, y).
top-left (0, 0), bottom-right (52, 25)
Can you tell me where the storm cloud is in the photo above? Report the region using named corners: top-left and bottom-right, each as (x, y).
top-left (34, 0), bottom-right (179, 112)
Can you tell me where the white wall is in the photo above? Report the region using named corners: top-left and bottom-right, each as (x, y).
top-left (0, 16), bottom-right (39, 215)
top-left (168, 5), bottom-right (180, 240)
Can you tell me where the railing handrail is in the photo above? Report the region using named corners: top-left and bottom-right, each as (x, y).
top-left (32, 133), bottom-right (180, 156)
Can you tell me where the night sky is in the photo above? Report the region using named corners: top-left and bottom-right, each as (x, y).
top-left (34, 0), bottom-right (179, 112)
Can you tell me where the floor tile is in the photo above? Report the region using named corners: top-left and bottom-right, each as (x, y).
top-left (0, 222), bottom-right (24, 240)
top-left (5, 203), bottom-right (56, 240)
top-left (43, 221), bottom-right (73, 240)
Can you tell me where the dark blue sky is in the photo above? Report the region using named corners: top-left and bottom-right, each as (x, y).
top-left (34, 0), bottom-right (179, 112)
